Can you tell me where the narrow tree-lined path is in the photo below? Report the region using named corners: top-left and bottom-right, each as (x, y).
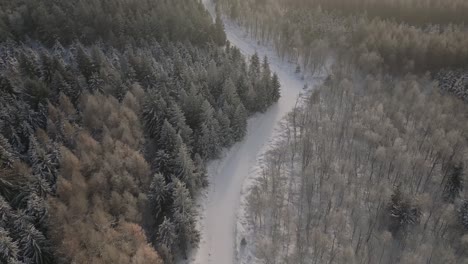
top-left (192, 1), bottom-right (315, 263)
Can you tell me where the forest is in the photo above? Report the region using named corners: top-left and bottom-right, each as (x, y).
top-left (220, 0), bottom-right (468, 75)
top-left (0, 0), bottom-right (280, 263)
top-left (217, 0), bottom-right (468, 263)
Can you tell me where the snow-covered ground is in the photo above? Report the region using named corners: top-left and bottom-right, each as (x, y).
top-left (189, 1), bottom-right (323, 264)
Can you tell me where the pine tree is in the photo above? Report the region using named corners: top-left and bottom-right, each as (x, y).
top-left (87, 72), bottom-right (104, 93)
top-left (271, 73), bottom-right (281, 103)
top-left (143, 93), bottom-right (168, 138)
top-left (181, 86), bottom-right (204, 130)
top-left (388, 186), bottom-right (421, 236)
top-left (75, 45), bottom-right (95, 81)
top-left (28, 136), bottom-right (59, 189)
top-left (50, 72), bottom-right (75, 103)
top-left (24, 193), bottom-right (48, 226)
top-left (231, 104), bottom-right (248, 141)
top-left (23, 79), bottom-right (50, 110)
top-left (250, 52), bottom-right (261, 78)
top-left (221, 79), bottom-right (241, 107)
top-left (459, 200), bottom-right (468, 230)
top-left (196, 100), bottom-right (221, 158)
top-left (14, 220), bottom-right (54, 264)
top-left (18, 51), bottom-right (41, 79)
top-left (0, 227), bottom-right (20, 264)
top-left (38, 51), bottom-right (54, 84)
top-left (157, 120), bottom-right (181, 154)
top-left (171, 179), bottom-right (199, 259)
top-left (261, 56), bottom-right (272, 107)
top-left (213, 14), bottom-right (226, 46)
top-left (0, 134), bottom-right (15, 168)
top-left (193, 153), bottom-right (207, 188)
top-left (153, 121), bottom-right (183, 175)
top-left (236, 74), bottom-right (249, 106)
top-left (149, 173), bottom-right (168, 220)
top-left (295, 65), bottom-right (301, 74)
top-left (167, 103), bottom-right (193, 147)
top-left (443, 164), bottom-right (464, 203)
top-left (0, 75), bottom-right (19, 96)
top-left (174, 143), bottom-right (198, 195)
top-left (216, 109), bottom-right (233, 147)
top-left (157, 216), bottom-right (177, 253)
top-left (262, 56), bottom-right (271, 80)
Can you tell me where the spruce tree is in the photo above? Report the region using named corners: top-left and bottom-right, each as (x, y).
top-left (250, 52), bottom-right (261, 78)
top-left (143, 93), bottom-right (168, 138)
top-left (0, 134), bottom-right (15, 168)
top-left (167, 103), bottom-right (193, 147)
top-left (443, 164), bottom-right (464, 203)
top-left (388, 186), bottom-right (421, 236)
top-left (262, 56), bottom-right (271, 82)
top-left (0, 227), bottom-right (20, 264)
top-left (196, 100), bottom-right (221, 159)
top-left (213, 14), bottom-right (227, 45)
top-left (231, 104), bottom-right (248, 141)
top-left (75, 45), bottom-right (95, 81)
top-left (153, 120), bottom-right (182, 175)
top-left (149, 173), bottom-right (168, 220)
top-left (174, 143), bottom-right (198, 195)
top-left (271, 73), bottom-right (281, 103)
top-left (459, 200), bottom-right (468, 230)
top-left (216, 109), bottom-right (233, 147)
top-left (171, 179), bottom-right (199, 259)
top-left (157, 216), bottom-right (177, 254)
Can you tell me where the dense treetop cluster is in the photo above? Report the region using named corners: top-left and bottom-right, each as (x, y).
top-left (286, 0), bottom-right (468, 25)
top-left (0, 0), bottom-right (226, 47)
top-left (220, 0), bottom-right (468, 95)
top-left (247, 71), bottom-right (468, 263)
top-left (0, 0), bottom-right (280, 263)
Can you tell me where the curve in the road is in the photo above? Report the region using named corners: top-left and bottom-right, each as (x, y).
top-left (192, 1), bottom-right (315, 263)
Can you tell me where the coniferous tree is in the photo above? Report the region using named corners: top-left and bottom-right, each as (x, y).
top-left (214, 14), bottom-right (227, 45)
top-left (153, 120), bottom-right (182, 175)
top-left (250, 52), bottom-right (261, 78)
top-left (167, 103), bottom-right (193, 147)
top-left (388, 186), bottom-right (421, 236)
top-left (0, 134), bottom-right (15, 168)
top-left (174, 143), bottom-right (199, 195)
top-left (197, 100), bottom-right (221, 159)
top-left (15, 222), bottom-right (54, 264)
top-left (443, 164), bottom-right (464, 203)
top-left (0, 227), bottom-right (20, 264)
top-left (271, 73), bottom-right (281, 103)
top-left (460, 200), bottom-right (468, 230)
top-left (232, 104), bottom-right (248, 141)
top-left (143, 93), bottom-right (168, 138)
top-left (18, 51), bottom-right (41, 79)
top-left (157, 216), bottom-right (177, 255)
top-left (149, 173), bottom-right (168, 220)
top-left (76, 45), bottom-right (95, 81)
top-left (261, 56), bottom-right (272, 107)
top-left (171, 179), bottom-right (199, 259)
top-left (216, 109), bottom-right (233, 147)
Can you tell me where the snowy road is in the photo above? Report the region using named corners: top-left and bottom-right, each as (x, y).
top-left (191, 1), bottom-right (316, 264)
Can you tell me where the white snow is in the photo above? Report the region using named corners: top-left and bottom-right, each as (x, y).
top-left (188, 1), bottom-right (324, 264)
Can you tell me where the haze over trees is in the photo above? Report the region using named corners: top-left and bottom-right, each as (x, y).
top-left (219, 0), bottom-right (468, 77)
top-left (217, 0), bottom-right (468, 263)
top-left (0, 0), bottom-right (280, 263)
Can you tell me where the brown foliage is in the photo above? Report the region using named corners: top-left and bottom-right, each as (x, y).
top-left (48, 92), bottom-right (161, 263)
